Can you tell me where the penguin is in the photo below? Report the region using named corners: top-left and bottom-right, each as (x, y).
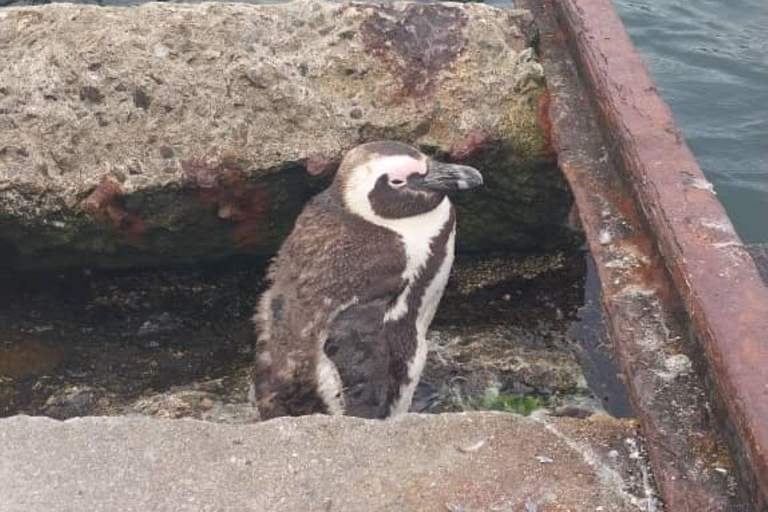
top-left (253, 141), bottom-right (483, 420)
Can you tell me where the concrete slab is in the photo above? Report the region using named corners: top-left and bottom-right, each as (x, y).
top-left (747, 244), bottom-right (768, 286)
top-left (0, 412), bottom-right (653, 512)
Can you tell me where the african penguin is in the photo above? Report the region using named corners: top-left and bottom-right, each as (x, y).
top-left (253, 141), bottom-right (483, 420)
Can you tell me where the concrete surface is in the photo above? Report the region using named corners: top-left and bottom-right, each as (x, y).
top-left (747, 244), bottom-right (768, 286)
top-left (0, 412), bottom-right (655, 512)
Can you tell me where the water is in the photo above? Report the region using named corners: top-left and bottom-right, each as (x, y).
top-left (610, 0), bottom-right (768, 243)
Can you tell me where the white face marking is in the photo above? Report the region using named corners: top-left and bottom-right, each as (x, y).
top-left (373, 155), bottom-right (427, 182)
top-left (344, 156), bottom-right (451, 323)
top-left (343, 155), bottom-right (426, 223)
top-left (457, 180), bottom-right (469, 190)
top-left (388, 225), bottom-right (456, 417)
top-left (382, 198), bottom-right (453, 322)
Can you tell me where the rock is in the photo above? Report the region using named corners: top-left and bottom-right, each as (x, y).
top-left (42, 385), bottom-right (104, 419)
top-left (0, 2), bottom-right (572, 269)
top-left (0, 260), bottom-right (263, 418)
top-left (415, 251), bottom-right (604, 413)
top-left (423, 324), bottom-right (589, 410)
top-left (0, 413), bottom-right (654, 511)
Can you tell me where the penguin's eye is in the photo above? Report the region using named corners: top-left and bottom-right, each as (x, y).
top-left (389, 179), bottom-right (406, 188)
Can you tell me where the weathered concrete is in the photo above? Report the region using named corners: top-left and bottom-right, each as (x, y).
top-left (747, 244), bottom-right (768, 286)
top-left (0, 1), bottom-right (571, 268)
top-left (0, 413), bottom-right (655, 511)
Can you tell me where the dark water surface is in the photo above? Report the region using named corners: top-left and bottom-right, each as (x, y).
top-left (610, 0), bottom-right (768, 243)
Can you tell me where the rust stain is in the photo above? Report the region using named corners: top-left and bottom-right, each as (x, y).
top-left (83, 177), bottom-right (122, 213)
top-left (533, 1), bottom-right (569, 60)
top-left (554, 21), bottom-right (570, 46)
top-left (182, 155), bottom-right (267, 248)
top-left (686, 428), bottom-right (734, 471)
top-left (361, 4), bottom-right (467, 97)
top-left (83, 177), bottom-right (147, 249)
top-left (602, 188), bottom-right (674, 302)
top-left (448, 130), bottom-right (493, 163)
top-left (0, 336), bottom-right (65, 379)
top-left (536, 90), bottom-right (554, 155)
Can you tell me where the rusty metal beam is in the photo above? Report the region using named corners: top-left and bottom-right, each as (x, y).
top-left (542, 0), bottom-right (768, 507)
top-left (518, 0), bottom-right (748, 508)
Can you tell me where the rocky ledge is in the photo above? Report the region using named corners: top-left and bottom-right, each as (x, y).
top-left (0, 1), bottom-right (572, 268)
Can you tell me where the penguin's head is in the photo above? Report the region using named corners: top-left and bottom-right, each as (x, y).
top-left (334, 141), bottom-right (483, 221)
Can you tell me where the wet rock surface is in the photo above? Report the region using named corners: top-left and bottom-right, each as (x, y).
top-left (0, 2), bottom-right (571, 268)
top-left (0, 258), bottom-right (263, 421)
top-left (0, 251), bottom-right (629, 421)
top-left (0, 413), bottom-right (656, 512)
top-left (421, 252), bottom-right (623, 416)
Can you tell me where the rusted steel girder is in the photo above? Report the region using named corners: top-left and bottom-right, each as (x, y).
top-left (539, 0), bottom-right (768, 507)
top-left (518, 0), bottom-right (748, 509)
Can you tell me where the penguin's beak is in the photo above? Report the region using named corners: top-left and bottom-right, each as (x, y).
top-left (415, 161), bottom-right (484, 192)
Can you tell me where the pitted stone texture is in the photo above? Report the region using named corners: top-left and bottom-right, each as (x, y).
top-left (0, 413), bottom-right (652, 511)
top-left (0, 2), bottom-right (568, 268)
top-left (747, 244), bottom-right (768, 286)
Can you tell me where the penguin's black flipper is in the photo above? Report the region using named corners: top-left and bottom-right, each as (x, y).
top-left (325, 299), bottom-right (392, 419)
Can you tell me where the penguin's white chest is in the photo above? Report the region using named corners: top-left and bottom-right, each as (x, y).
top-left (415, 226), bottom-right (455, 338)
top-left (383, 197), bottom-right (454, 323)
top-left (405, 225), bottom-right (455, 407)
top-left (383, 198), bottom-right (455, 416)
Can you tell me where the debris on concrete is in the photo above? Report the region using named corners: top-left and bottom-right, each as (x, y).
top-left (747, 244), bottom-right (768, 285)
